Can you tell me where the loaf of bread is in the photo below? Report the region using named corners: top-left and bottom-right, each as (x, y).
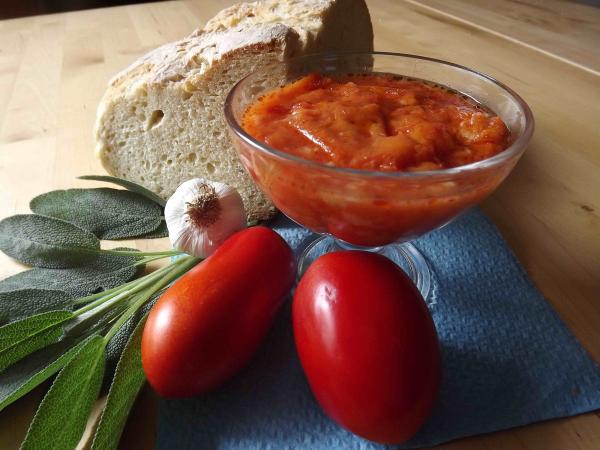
top-left (94, 0), bottom-right (373, 221)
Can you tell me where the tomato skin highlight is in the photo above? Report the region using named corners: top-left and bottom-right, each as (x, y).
top-left (293, 251), bottom-right (440, 444)
top-left (142, 226), bottom-right (296, 398)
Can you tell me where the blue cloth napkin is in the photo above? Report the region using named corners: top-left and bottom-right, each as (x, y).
top-left (157, 210), bottom-right (600, 449)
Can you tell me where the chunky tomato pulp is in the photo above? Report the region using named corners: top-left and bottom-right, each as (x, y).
top-left (242, 73), bottom-right (509, 171)
top-left (238, 73), bottom-right (513, 246)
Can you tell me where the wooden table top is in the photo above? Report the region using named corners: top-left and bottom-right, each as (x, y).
top-left (1, 0), bottom-right (599, 449)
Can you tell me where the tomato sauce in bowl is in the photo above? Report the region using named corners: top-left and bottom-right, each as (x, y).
top-left (226, 59), bottom-right (531, 247)
top-left (242, 73), bottom-right (509, 172)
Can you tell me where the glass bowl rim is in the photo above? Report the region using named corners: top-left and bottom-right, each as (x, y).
top-left (224, 51), bottom-right (535, 180)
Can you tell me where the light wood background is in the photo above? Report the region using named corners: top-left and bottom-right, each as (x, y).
top-left (0, 0), bottom-right (599, 449)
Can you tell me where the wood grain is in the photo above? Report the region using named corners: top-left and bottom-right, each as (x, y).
top-left (0, 0), bottom-right (599, 449)
top-left (411, 0), bottom-right (600, 75)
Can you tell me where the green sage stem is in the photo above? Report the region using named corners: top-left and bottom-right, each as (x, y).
top-left (73, 278), bottom-right (141, 305)
top-left (72, 255), bottom-right (176, 306)
top-left (100, 249), bottom-right (182, 258)
top-left (73, 262), bottom-right (177, 316)
top-left (102, 256), bottom-right (201, 343)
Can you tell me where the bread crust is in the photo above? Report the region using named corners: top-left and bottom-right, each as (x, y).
top-left (95, 0), bottom-right (373, 221)
top-left (110, 24), bottom-right (301, 89)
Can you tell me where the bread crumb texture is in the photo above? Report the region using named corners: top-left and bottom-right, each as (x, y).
top-left (95, 0), bottom-right (373, 221)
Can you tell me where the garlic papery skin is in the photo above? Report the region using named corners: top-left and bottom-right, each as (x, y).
top-left (165, 178), bottom-right (247, 258)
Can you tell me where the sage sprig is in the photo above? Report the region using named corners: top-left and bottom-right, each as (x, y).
top-left (0, 289), bottom-right (74, 324)
top-left (92, 314), bottom-right (148, 450)
top-left (0, 215), bottom-right (100, 268)
top-left (0, 337), bottom-right (87, 410)
top-left (0, 250), bottom-right (145, 297)
top-left (0, 311), bottom-right (73, 371)
top-left (0, 175), bottom-right (201, 450)
top-left (30, 188), bottom-right (164, 240)
top-left (21, 335), bottom-right (106, 450)
top-left (78, 175), bottom-right (166, 207)
top-left (103, 293), bottom-right (160, 388)
top-left (0, 214), bottom-right (178, 270)
top-left (138, 220), bottom-right (169, 239)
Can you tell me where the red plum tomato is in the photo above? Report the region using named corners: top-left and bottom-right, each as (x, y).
top-left (293, 251), bottom-right (440, 444)
top-left (142, 226), bottom-right (296, 397)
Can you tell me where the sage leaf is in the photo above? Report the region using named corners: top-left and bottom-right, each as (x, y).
top-left (78, 175), bottom-right (166, 207)
top-left (30, 188), bottom-right (163, 240)
top-left (0, 336), bottom-right (88, 411)
top-left (0, 289), bottom-right (74, 325)
top-left (92, 315), bottom-right (148, 450)
top-left (0, 310), bottom-right (73, 372)
top-left (103, 294), bottom-right (157, 390)
top-left (0, 214), bottom-right (99, 268)
top-left (137, 220), bottom-right (168, 239)
top-left (0, 250), bottom-right (142, 298)
top-left (21, 334), bottom-right (105, 450)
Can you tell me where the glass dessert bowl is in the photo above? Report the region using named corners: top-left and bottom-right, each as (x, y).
top-left (224, 52), bottom-right (534, 299)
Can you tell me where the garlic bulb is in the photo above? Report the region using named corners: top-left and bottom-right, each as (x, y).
top-left (165, 178), bottom-right (247, 258)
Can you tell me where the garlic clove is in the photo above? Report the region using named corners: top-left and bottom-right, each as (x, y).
top-left (165, 178), bottom-right (247, 258)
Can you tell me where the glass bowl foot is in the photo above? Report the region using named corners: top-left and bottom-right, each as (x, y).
top-left (298, 235), bottom-right (432, 301)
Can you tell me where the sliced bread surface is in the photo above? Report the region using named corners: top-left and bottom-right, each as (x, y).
top-left (95, 0), bottom-right (373, 220)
